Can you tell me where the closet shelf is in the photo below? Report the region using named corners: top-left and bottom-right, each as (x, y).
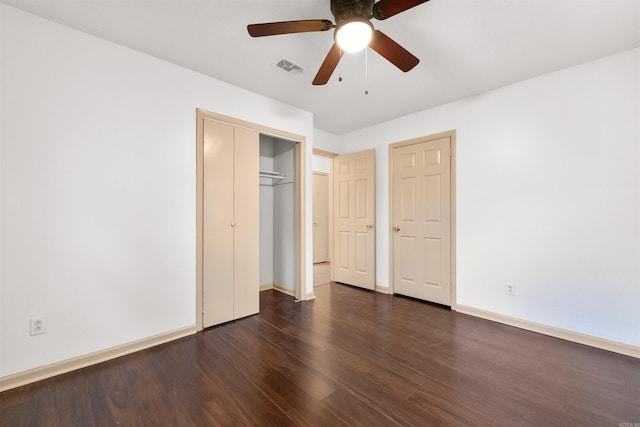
top-left (259, 170), bottom-right (285, 180)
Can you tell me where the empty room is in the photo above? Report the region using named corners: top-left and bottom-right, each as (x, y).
top-left (0, 0), bottom-right (639, 425)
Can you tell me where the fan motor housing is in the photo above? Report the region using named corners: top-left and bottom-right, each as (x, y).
top-left (331, 0), bottom-right (375, 26)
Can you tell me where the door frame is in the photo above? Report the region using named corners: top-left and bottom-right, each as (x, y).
top-left (388, 130), bottom-right (457, 308)
top-left (196, 109), bottom-right (307, 330)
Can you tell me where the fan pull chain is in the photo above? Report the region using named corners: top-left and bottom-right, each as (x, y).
top-left (339, 48), bottom-right (343, 82)
top-left (364, 48), bottom-right (369, 95)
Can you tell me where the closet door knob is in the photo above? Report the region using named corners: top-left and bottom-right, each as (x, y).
top-left (231, 222), bottom-right (236, 228)
top-left (366, 224), bottom-right (375, 230)
top-left (393, 226), bottom-right (400, 232)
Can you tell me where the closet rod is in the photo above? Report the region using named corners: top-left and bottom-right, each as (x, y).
top-left (259, 170), bottom-right (285, 180)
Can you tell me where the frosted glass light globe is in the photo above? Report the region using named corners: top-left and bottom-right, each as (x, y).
top-left (336, 21), bottom-right (372, 53)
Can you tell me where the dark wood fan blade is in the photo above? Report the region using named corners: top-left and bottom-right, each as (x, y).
top-left (369, 30), bottom-right (419, 72)
top-left (247, 20), bottom-right (333, 37)
top-left (373, 0), bottom-right (429, 20)
top-left (312, 43), bottom-right (344, 85)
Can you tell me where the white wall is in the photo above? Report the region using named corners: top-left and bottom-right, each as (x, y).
top-left (0, 4), bottom-right (314, 377)
top-left (273, 139), bottom-right (296, 292)
top-left (340, 48), bottom-right (640, 347)
top-left (313, 128), bottom-right (341, 153)
top-left (312, 155), bottom-right (331, 173)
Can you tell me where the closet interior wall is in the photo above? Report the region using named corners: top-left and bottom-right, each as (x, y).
top-left (259, 135), bottom-right (296, 294)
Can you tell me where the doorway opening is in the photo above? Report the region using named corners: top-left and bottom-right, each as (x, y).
top-left (312, 149), bottom-right (335, 287)
top-left (259, 135), bottom-right (298, 297)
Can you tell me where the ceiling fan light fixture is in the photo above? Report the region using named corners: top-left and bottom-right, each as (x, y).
top-left (335, 20), bottom-right (372, 53)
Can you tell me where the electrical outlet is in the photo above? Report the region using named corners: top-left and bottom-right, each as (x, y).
top-left (506, 283), bottom-right (516, 296)
top-left (30, 316), bottom-right (47, 336)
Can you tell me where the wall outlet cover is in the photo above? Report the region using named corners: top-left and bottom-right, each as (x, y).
top-left (506, 283), bottom-right (516, 296)
top-left (30, 316), bottom-right (47, 336)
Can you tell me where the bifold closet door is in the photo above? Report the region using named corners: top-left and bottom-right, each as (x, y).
top-left (203, 119), bottom-right (234, 327)
top-left (232, 127), bottom-right (259, 319)
top-left (202, 119), bottom-right (259, 328)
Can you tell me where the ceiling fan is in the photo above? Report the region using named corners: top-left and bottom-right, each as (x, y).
top-left (247, 0), bottom-right (429, 85)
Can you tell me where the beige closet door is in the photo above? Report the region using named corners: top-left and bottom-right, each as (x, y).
top-left (392, 136), bottom-right (451, 305)
top-left (313, 172), bottom-right (329, 263)
top-left (203, 119), bottom-right (234, 326)
top-left (333, 150), bottom-right (375, 290)
top-left (202, 119), bottom-right (259, 327)
top-left (233, 127), bottom-right (259, 319)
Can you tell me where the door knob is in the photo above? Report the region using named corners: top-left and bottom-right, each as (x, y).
top-left (366, 224), bottom-right (375, 230)
top-left (231, 222), bottom-right (236, 228)
top-left (393, 226), bottom-right (400, 232)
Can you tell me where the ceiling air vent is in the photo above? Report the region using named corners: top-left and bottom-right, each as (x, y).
top-left (273, 57), bottom-right (304, 75)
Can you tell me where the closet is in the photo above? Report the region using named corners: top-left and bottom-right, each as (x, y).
top-left (202, 118), bottom-right (259, 328)
top-left (259, 135), bottom-right (296, 296)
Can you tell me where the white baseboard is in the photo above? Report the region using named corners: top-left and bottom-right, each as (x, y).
top-left (455, 304), bottom-right (639, 359)
top-left (261, 283), bottom-right (307, 300)
top-left (375, 285), bottom-right (391, 294)
top-left (0, 325), bottom-right (198, 393)
top-left (304, 292), bottom-right (316, 301)
top-left (259, 283), bottom-right (274, 292)
top-left (260, 283), bottom-right (295, 297)
top-left (273, 283), bottom-right (295, 297)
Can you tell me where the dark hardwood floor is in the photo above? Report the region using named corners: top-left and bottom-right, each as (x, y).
top-left (1, 283), bottom-right (639, 426)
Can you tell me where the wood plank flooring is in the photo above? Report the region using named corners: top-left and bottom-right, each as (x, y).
top-left (1, 283), bottom-right (639, 426)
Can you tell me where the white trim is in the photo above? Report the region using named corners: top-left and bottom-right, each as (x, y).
top-left (0, 325), bottom-right (198, 392)
top-left (375, 285), bottom-right (392, 294)
top-left (312, 148), bottom-right (337, 158)
top-left (259, 283), bottom-right (274, 291)
top-left (261, 283), bottom-right (301, 299)
top-left (304, 292), bottom-right (316, 301)
top-left (273, 283), bottom-right (295, 297)
top-left (456, 305), bottom-right (639, 359)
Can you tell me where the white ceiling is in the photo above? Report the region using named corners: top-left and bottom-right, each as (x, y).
top-left (2, 0), bottom-right (639, 134)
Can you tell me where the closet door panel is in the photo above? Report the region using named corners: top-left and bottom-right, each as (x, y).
top-left (233, 127), bottom-right (260, 319)
top-left (203, 119), bottom-right (235, 327)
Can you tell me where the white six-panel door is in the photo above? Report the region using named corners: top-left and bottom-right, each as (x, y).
top-left (333, 150), bottom-right (376, 290)
top-left (392, 136), bottom-right (451, 305)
